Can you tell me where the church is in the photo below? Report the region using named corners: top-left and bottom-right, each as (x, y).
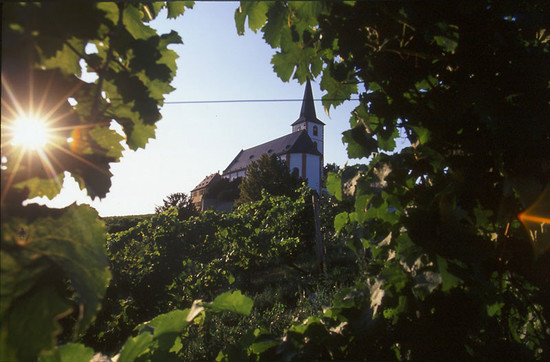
top-left (191, 79), bottom-right (325, 210)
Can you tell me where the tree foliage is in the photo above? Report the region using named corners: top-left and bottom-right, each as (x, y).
top-left (231, 1), bottom-right (550, 360)
top-left (237, 153), bottom-right (303, 204)
top-left (1, 2), bottom-right (192, 360)
top-left (3, 1), bottom-right (549, 361)
top-left (83, 189), bottom-right (318, 357)
top-left (155, 192), bottom-right (198, 220)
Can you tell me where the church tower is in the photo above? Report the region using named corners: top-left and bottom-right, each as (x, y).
top-left (221, 79), bottom-right (325, 193)
top-left (291, 78), bottom-right (325, 158)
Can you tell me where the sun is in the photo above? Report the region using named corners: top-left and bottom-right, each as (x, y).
top-left (10, 115), bottom-right (51, 151)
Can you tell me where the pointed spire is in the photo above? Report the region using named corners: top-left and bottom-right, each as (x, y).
top-left (300, 78), bottom-right (317, 120)
top-left (292, 78), bottom-right (325, 126)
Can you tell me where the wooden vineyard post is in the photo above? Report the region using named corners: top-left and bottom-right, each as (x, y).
top-left (312, 192), bottom-right (325, 274)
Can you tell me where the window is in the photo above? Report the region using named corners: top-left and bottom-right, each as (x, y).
top-left (313, 125), bottom-right (318, 136)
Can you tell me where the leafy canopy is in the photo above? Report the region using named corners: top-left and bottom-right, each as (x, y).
top-left (233, 1), bottom-right (550, 360)
top-left (155, 192), bottom-right (199, 220)
top-left (237, 153), bottom-right (303, 204)
top-left (1, 2), bottom-right (192, 361)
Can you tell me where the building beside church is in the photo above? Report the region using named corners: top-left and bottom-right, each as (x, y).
top-left (191, 79), bottom-right (325, 210)
top-left (190, 173), bottom-right (221, 210)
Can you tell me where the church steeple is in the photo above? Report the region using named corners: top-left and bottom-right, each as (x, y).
top-left (292, 78), bottom-right (325, 126)
top-left (291, 78), bottom-right (324, 158)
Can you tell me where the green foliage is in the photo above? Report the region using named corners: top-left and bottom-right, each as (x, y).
top-left (38, 343), bottom-right (95, 362)
top-left (155, 192), bottom-right (199, 220)
top-left (1, 205), bottom-right (110, 361)
top-left (4, 2), bottom-right (549, 361)
top-left (102, 214), bottom-right (153, 234)
top-left (1, 2), bottom-right (190, 360)
top-left (235, 0), bottom-right (550, 360)
top-left (207, 290), bottom-right (254, 316)
top-left (83, 189), bottom-right (320, 356)
top-left (237, 153), bottom-right (303, 204)
top-left (205, 177), bottom-right (242, 202)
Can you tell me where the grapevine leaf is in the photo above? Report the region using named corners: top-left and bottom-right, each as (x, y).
top-left (271, 51), bottom-right (296, 82)
top-left (320, 70), bottom-right (357, 113)
top-left (38, 343), bottom-right (95, 362)
top-left (263, 2), bottom-right (288, 48)
top-left (342, 125), bottom-right (378, 159)
top-left (292, 1), bottom-right (327, 28)
top-left (167, 1), bottom-right (194, 19)
top-left (436, 256), bottom-right (463, 292)
top-left (0, 283), bottom-right (72, 362)
top-left (145, 307), bottom-right (203, 351)
top-left (123, 5), bottom-right (157, 40)
top-left (125, 119), bottom-right (157, 150)
top-left (157, 47), bottom-right (180, 78)
top-left (41, 38), bottom-right (85, 77)
top-left (118, 333), bottom-right (154, 362)
top-left (377, 127), bottom-right (398, 152)
top-left (334, 212), bottom-right (349, 232)
top-left (89, 126), bottom-right (124, 159)
top-left (206, 290), bottom-right (253, 316)
top-left (13, 173), bottom-right (65, 200)
top-left (0, 251), bottom-right (49, 316)
top-left (97, 3), bottom-right (119, 25)
top-left (411, 125), bottom-right (430, 145)
top-left (235, 2), bottom-right (269, 35)
top-left (486, 302), bottom-right (505, 317)
top-left (3, 204), bottom-right (110, 336)
top-left (326, 172), bottom-right (342, 201)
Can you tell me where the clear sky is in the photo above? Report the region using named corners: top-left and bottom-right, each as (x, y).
top-left (35, 2), bottom-right (363, 216)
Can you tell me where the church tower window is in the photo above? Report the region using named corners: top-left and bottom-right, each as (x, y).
top-left (313, 125), bottom-right (318, 136)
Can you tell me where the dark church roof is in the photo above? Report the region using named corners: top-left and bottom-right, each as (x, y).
top-left (191, 173), bottom-right (220, 192)
top-left (291, 78), bottom-right (325, 127)
top-left (223, 130), bottom-right (321, 175)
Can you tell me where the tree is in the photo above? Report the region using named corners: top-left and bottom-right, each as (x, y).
top-left (237, 153), bottom-right (303, 204)
top-left (233, 1), bottom-right (550, 360)
top-left (1, 2), bottom-right (191, 360)
top-left (205, 177), bottom-right (242, 202)
top-left (155, 192), bottom-right (198, 220)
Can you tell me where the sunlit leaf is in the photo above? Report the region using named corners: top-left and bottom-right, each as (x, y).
top-left (326, 172), bottom-right (342, 201)
top-left (89, 126), bottom-right (124, 159)
top-left (41, 38), bottom-right (85, 77)
top-left (235, 2), bottom-right (269, 35)
top-left (320, 70), bottom-right (357, 113)
top-left (334, 212), bottom-right (349, 232)
top-left (118, 332), bottom-right (154, 362)
top-left (167, 1), bottom-right (194, 19)
top-left (271, 51), bottom-right (297, 82)
top-left (13, 173), bottom-right (65, 200)
top-left (206, 290), bottom-right (253, 315)
top-left (38, 343), bottom-right (95, 362)
top-left (123, 5), bottom-right (157, 40)
top-left (126, 119), bottom-right (157, 150)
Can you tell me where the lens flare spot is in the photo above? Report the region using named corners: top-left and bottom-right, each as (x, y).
top-left (518, 185), bottom-right (550, 256)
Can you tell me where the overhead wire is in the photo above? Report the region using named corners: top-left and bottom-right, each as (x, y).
top-left (164, 98), bottom-right (360, 105)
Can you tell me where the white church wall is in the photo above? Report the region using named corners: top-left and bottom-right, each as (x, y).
top-left (306, 154), bottom-right (321, 192)
top-left (288, 153), bottom-right (302, 176)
